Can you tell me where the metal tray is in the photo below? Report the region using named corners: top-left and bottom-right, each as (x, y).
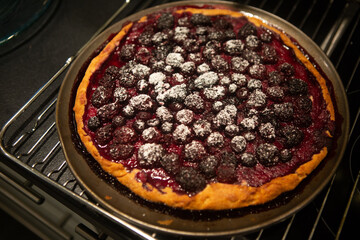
top-left (56, 1), bottom-right (350, 237)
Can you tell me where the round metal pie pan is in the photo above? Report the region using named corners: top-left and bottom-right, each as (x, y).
top-left (56, 0), bottom-right (349, 237)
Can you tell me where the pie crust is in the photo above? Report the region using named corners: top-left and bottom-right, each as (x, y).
top-left (73, 6), bottom-right (336, 210)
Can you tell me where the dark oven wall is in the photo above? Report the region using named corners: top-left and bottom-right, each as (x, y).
top-left (0, 0), bottom-right (359, 239)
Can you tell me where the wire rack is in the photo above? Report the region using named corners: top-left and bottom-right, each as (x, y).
top-left (1, 0), bottom-right (360, 239)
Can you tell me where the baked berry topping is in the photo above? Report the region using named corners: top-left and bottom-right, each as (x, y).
top-left (78, 7), bottom-right (335, 197)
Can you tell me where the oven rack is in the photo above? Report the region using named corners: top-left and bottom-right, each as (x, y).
top-left (1, 0), bottom-right (359, 239)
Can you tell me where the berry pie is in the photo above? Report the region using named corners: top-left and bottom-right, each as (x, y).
top-left (73, 5), bottom-right (336, 210)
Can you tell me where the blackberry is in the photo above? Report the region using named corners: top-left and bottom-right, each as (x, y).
top-left (87, 116), bottom-right (101, 131)
top-left (157, 13), bottom-right (174, 30)
top-left (113, 126), bottom-right (137, 144)
top-left (193, 119), bottom-right (212, 138)
top-left (236, 87), bottom-right (249, 100)
top-left (97, 102), bottom-right (119, 122)
top-left (240, 153), bottom-right (257, 167)
top-left (184, 140), bottom-right (206, 162)
top-left (297, 96), bottom-right (312, 113)
top-left (231, 57), bottom-right (249, 73)
top-left (273, 102), bottom-right (294, 121)
top-left (119, 72), bottom-right (136, 87)
top-left (142, 127), bottom-right (160, 143)
top-left (224, 124), bottom-right (240, 137)
top-left (109, 144), bottom-right (134, 160)
top-left (95, 125), bottom-right (113, 145)
top-left (230, 136), bottom-right (247, 153)
top-left (242, 49), bottom-right (261, 64)
top-left (199, 156), bottom-right (219, 178)
top-left (294, 114), bottom-right (312, 127)
top-left (153, 44), bottom-right (173, 60)
top-left (224, 29), bottom-right (236, 40)
top-left (113, 87), bottom-right (128, 102)
top-left (238, 22), bottom-right (257, 39)
top-left (220, 151), bottom-right (238, 166)
top-left (98, 74), bottom-right (115, 89)
top-left (211, 55), bottom-right (229, 71)
top-left (183, 39), bottom-right (200, 52)
top-left (139, 29), bottom-right (154, 46)
top-left (288, 78), bottom-right (308, 95)
top-left (176, 167), bottom-right (207, 192)
top-left (208, 30), bottom-right (226, 42)
top-left (260, 31), bottom-right (272, 42)
top-left (180, 61), bottom-right (196, 75)
top-left (256, 143), bottom-right (280, 167)
top-left (137, 143), bottom-right (164, 168)
top-left (213, 17), bottom-right (232, 29)
top-left (258, 122), bottom-right (276, 140)
top-left (278, 62), bottom-right (294, 77)
top-left (132, 119), bottom-right (146, 133)
top-left (104, 65), bottom-right (121, 80)
top-left (262, 45), bottom-right (278, 63)
top-left (120, 44), bottom-right (135, 61)
top-left (280, 149), bottom-right (292, 162)
top-left (280, 125), bottom-right (304, 147)
top-left (245, 35), bottom-right (261, 50)
top-left (91, 86), bottom-right (112, 108)
top-left (111, 115), bottom-right (125, 127)
top-left (190, 14), bottom-right (211, 26)
top-left (151, 31), bottom-right (170, 46)
top-left (136, 111), bottom-right (152, 121)
top-left (224, 40), bottom-right (244, 55)
top-left (268, 71), bottom-right (283, 86)
top-left (249, 64), bottom-right (266, 80)
top-left (136, 47), bottom-right (151, 64)
top-left (216, 164), bottom-right (237, 183)
top-left (267, 86), bottom-right (284, 101)
top-left (160, 153), bottom-right (180, 175)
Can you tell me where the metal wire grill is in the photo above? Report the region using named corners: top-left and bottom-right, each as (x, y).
top-left (1, 0), bottom-right (359, 239)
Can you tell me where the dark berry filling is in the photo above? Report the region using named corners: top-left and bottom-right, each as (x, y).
top-left (81, 6), bottom-right (335, 195)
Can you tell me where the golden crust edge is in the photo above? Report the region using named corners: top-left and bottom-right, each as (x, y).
top-left (72, 8), bottom-right (335, 211)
